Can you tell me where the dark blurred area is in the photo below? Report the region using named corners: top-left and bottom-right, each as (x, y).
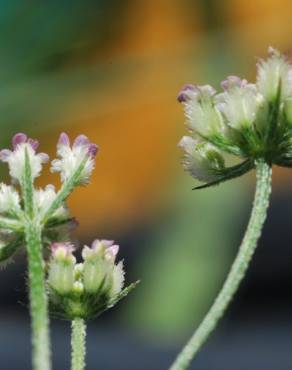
top-left (1, 0), bottom-right (292, 369)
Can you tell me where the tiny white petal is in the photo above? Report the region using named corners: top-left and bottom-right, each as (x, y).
top-left (257, 47), bottom-right (292, 101)
top-left (110, 261), bottom-right (125, 297)
top-left (216, 83), bottom-right (260, 129)
top-left (179, 136), bottom-right (224, 183)
top-left (34, 185), bottom-right (68, 218)
top-left (51, 133), bottom-right (98, 185)
top-left (0, 183), bottom-right (21, 214)
top-left (181, 85), bottom-right (224, 137)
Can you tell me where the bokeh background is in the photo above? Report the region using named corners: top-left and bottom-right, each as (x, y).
top-left (1, 1), bottom-right (292, 369)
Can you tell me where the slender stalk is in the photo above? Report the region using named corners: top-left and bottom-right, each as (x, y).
top-left (42, 156), bottom-right (87, 225)
top-left (71, 318), bottom-right (87, 370)
top-left (25, 222), bottom-right (51, 370)
top-left (22, 149), bottom-right (51, 370)
top-left (169, 160), bottom-right (272, 370)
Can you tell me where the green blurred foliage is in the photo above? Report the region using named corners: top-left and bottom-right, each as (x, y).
top-left (124, 174), bottom-right (251, 341)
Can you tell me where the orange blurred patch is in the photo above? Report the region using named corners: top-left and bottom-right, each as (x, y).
top-left (38, 0), bottom-right (201, 236)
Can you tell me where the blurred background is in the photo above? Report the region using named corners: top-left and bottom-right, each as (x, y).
top-left (1, 0), bottom-right (292, 369)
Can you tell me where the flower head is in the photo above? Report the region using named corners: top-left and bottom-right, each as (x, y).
top-left (51, 133), bottom-right (98, 185)
top-left (48, 239), bottom-right (136, 320)
top-left (178, 47), bottom-right (292, 188)
top-left (0, 133), bottom-right (49, 183)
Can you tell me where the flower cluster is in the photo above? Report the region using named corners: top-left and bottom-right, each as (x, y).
top-left (0, 132), bottom-right (98, 261)
top-left (48, 240), bottom-right (135, 320)
top-left (178, 47), bottom-right (292, 188)
top-left (0, 131), bottom-right (135, 320)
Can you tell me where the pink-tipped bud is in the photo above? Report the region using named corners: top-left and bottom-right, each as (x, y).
top-left (105, 244), bottom-right (119, 260)
top-left (51, 133), bottom-right (98, 185)
top-left (73, 135), bottom-right (90, 148)
top-left (0, 133), bottom-right (49, 182)
top-left (51, 242), bottom-right (75, 261)
top-left (12, 133), bottom-right (27, 149)
top-left (27, 138), bottom-right (39, 150)
top-left (58, 132), bottom-right (70, 147)
top-left (177, 84), bottom-right (197, 103)
top-left (220, 75), bottom-right (247, 91)
top-left (88, 144), bottom-right (98, 158)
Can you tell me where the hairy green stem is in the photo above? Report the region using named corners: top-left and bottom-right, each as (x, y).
top-left (169, 160), bottom-right (272, 370)
top-left (25, 222), bottom-right (51, 370)
top-left (71, 318), bottom-right (87, 370)
top-left (42, 156), bottom-right (87, 225)
top-left (22, 150), bottom-right (51, 370)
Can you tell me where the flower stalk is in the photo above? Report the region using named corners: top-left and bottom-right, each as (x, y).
top-left (25, 221), bottom-right (51, 370)
top-left (22, 149), bottom-right (51, 370)
top-left (169, 160), bottom-right (272, 370)
top-left (71, 318), bottom-right (87, 370)
top-left (0, 131), bottom-right (136, 370)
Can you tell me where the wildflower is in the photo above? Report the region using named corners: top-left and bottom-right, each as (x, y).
top-left (51, 133), bottom-right (98, 185)
top-left (178, 47), bottom-right (292, 188)
top-left (48, 239), bottom-right (135, 320)
top-left (0, 132), bottom-right (98, 265)
top-left (0, 133), bottom-right (49, 183)
top-left (0, 131), bottom-right (103, 370)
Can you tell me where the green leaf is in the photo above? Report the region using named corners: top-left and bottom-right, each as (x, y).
top-left (0, 236), bottom-right (23, 262)
top-left (109, 281), bottom-right (140, 308)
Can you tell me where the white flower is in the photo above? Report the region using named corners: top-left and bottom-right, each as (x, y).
top-left (257, 47), bottom-right (292, 101)
top-left (51, 133), bottom-right (98, 185)
top-left (216, 76), bottom-right (260, 129)
top-left (0, 183), bottom-right (21, 215)
top-left (49, 242), bottom-right (76, 294)
top-left (34, 184), bottom-right (69, 219)
top-left (178, 85), bottom-right (225, 137)
top-left (82, 239), bottom-right (121, 294)
top-left (0, 133), bottom-right (49, 183)
top-left (178, 136), bottom-right (225, 182)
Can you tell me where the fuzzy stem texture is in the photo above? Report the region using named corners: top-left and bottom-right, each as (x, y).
top-left (42, 156), bottom-right (87, 225)
top-left (22, 149), bottom-right (51, 370)
top-left (71, 318), bottom-right (87, 370)
top-left (169, 160), bottom-right (272, 370)
top-left (25, 222), bottom-right (51, 370)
